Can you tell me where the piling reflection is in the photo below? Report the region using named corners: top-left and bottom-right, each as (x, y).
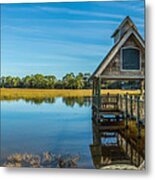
top-left (90, 120), bottom-right (145, 170)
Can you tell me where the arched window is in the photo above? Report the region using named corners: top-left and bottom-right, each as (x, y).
top-left (121, 47), bottom-right (140, 70)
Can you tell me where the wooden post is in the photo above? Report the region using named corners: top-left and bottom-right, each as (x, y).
top-left (140, 80), bottom-right (145, 96)
top-left (92, 79), bottom-right (94, 96)
top-left (94, 78), bottom-right (97, 96)
top-left (92, 77), bottom-right (96, 118)
top-left (137, 96), bottom-right (141, 138)
top-left (130, 95), bottom-right (133, 118)
top-left (116, 94), bottom-right (119, 110)
top-left (98, 77), bottom-right (101, 109)
top-left (120, 95), bottom-right (123, 110)
top-left (93, 79), bottom-right (98, 109)
top-left (92, 78), bottom-right (98, 123)
top-left (125, 94), bottom-right (128, 129)
top-left (95, 78), bottom-right (100, 123)
top-left (93, 124), bottom-right (101, 145)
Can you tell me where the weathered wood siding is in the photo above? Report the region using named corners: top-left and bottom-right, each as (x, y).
top-left (101, 34), bottom-right (145, 76)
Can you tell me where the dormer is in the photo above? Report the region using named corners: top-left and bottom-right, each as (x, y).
top-left (111, 16), bottom-right (138, 43)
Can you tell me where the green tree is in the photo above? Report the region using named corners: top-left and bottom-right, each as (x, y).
top-left (62, 73), bottom-right (75, 89)
top-left (0, 76), bottom-right (6, 88)
top-left (5, 76), bottom-right (14, 88)
top-left (22, 75), bottom-right (32, 88)
top-left (45, 75), bottom-right (57, 89)
top-left (55, 80), bottom-right (63, 89)
top-left (0, 72), bottom-right (92, 89)
top-left (74, 73), bottom-right (84, 89)
top-left (12, 77), bottom-right (21, 87)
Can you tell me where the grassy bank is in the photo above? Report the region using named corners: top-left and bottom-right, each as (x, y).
top-left (0, 88), bottom-right (141, 100)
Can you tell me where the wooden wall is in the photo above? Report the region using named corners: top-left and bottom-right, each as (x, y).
top-left (101, 34), bottom-right (145, 77)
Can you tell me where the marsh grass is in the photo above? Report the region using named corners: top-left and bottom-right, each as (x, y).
top-left (0, 88), bottom-right (141, 100)
top-left (123, 120), bottom-right (145, 153)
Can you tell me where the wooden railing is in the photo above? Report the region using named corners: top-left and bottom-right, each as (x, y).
top-left (92, 94), bottom-right (145, 125)
top-left (118, 94), bottom-right (145, 125)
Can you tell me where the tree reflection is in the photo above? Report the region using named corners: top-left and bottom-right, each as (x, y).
top-left (62, 97), bottom-right (91, 107)
top-left (24, 98), bottom-right (56, 105)
top-left (1, 97), bottom-right (92, 107)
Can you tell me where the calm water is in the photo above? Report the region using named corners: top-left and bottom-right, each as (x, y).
top-left (1, 97), bottom-right (94, 168)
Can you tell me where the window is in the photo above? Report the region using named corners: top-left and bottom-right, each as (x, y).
top-left (122, 48), bottom-right (140, 70)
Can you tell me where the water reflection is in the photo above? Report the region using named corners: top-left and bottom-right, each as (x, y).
top-left (62, 97), bottom-right (91, 107)
top-left (1, 97), bottom-right (92, 107)
top-left (24, 98), bottom-right (56, 105)
top-left (1, 97), bottom-right (93, 168)
top-left (2, 95), bottom-right (145, 169)
top-left (90, 120), bottom-right (145, 170)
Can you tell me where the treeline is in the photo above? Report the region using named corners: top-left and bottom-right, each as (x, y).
top-left (0, 73), bottom-right (92, 89)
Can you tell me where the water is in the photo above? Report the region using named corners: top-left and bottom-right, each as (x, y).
top-left (1, 97), bottom-right (94, 168)
top-left (1, 97), bottom-right (144, 169)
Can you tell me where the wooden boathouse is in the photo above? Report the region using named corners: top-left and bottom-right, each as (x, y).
top-left (91, 16), bottom-right (145, 95)
top-left (91, 16), bottom-right (145, 137)
top-left (90, 17), bottom-right (145, 169)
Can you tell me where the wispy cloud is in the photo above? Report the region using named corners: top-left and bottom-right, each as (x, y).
top-left (1, 25), bottom-right (41, 34)
top-left (1, 1), bottom-right (144, 77)
top-left (2, 4), bottom-right (125, 20)
top-left (37, 6), bottom-right (125, 19)
top-left (95, 0), bottom-right (144, 13)
top-left (2, 36), bottom-right (110, 58)
top-left (3, 16), bottom-right (121, 25)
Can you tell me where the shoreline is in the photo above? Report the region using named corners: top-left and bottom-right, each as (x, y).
top-left (0, 88), bottom-right (141, 100)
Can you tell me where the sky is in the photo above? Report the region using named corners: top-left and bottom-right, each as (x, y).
top-left (1, 0), bottom-right (145, 79)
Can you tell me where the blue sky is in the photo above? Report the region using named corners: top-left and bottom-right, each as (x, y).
top-left (1, 0), bottom-right (145, 79)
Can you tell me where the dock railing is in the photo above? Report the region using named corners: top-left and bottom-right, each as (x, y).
top-left (92, 93), bottom-right (145, 126)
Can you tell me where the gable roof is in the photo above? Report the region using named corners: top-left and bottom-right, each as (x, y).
top-left (91, 20), bottom-right (145, 79)
top-left (111, 16), bottom-right (138, 38)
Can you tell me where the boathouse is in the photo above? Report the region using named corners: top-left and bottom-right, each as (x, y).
top-left (91, 16), bottom-right (145, 96)
top-left (90, 17), bottom-right (145, 169)
top-left (90, 16), bottom-right (145, 136)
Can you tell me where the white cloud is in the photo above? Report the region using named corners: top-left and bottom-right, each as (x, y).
top-left (37, 6), bottom-right (124, 19)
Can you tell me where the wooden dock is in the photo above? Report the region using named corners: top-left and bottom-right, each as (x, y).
top-left (92, 93), bottom-right (145, 138)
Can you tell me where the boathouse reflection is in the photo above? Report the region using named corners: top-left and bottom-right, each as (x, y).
top-left (90, 118), bottom-right (144, 169)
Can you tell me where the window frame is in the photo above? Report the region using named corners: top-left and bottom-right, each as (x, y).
top-left (120, 46), bottom-right (141, 71)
